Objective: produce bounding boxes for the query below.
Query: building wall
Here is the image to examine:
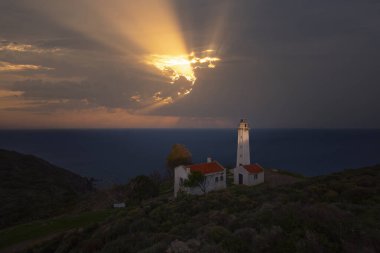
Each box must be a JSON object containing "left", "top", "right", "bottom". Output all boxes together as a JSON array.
[
  {"left": 247, "top": 171, "right": 264, "bottom": 185},
  {"left": 234, "top": 166, "right": 249, "bottom": 184},
  {"left": 174, "top": 166, "right": 227, "bottom": 197},
  {"left": 234, "top": 166, "right": 264, "bottom": 186},
  {"left": 174, "top": 165, "right": 188, "bottom": 198},
  {"left": 205, "top": 171, "right": 227, "bottom": 192}
]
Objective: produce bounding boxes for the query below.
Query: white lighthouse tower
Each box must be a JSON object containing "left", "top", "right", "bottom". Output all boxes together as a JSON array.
[
  {"left": 234, "top": 119, "right": 264, "bottom": 185},
  {"left": 236, "top": 119, "right": 250, "bottom": 167}
]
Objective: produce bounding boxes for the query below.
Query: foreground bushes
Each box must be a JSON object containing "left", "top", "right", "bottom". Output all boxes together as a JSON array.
[{"left": 24, "top": 165, "right": 380, "bottom": 253}]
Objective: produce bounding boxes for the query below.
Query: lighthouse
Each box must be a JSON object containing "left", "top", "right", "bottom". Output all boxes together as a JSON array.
[
  {"left": 236, "top": 119, "right": 250, "bottom": 167},
  {"left": 234, "top": 119, "right": 264, "bottom": 185}
]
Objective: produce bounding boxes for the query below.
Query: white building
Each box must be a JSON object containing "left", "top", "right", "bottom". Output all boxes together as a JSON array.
[
  {"left": 234, "top": 164, "right": 264, "bottom": 186},
  {"left": 234, "top": 119, "right": 264, "bottom": 186},
  {"left": 174, "top": 158, "right": 226, "bottom": 197}
]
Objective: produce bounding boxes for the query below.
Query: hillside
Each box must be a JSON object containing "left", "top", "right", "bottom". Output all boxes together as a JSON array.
[
  {"left": 15, "top": 164, "right": 379, "bottom": 253},
  {"left": 0, "top": 149, "right": 93, "bottom": 229}
]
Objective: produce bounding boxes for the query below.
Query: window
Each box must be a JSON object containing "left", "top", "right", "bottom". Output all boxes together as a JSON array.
[
  {"left": 254, "top": 174, "right": 258, "bottom": 180},
  {"left": 215, "top": 177, "right": 219, "bottom": 183},
  {"left": 220, "top": 175, "right": 224, "bottom": 181}
]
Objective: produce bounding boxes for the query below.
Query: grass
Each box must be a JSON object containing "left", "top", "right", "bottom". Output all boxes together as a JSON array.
[{"left": 0, "top": 210, "right": 114, "bottom": 250}]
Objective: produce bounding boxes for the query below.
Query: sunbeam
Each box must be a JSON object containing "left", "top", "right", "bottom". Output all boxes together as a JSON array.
[{"left": 28, "top": 0, "right": 223, "bottom": 112}]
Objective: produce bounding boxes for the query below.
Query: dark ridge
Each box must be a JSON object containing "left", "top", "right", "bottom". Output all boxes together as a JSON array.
[{"left": 0, "top": 149, "right": 93, "bottom": 229}]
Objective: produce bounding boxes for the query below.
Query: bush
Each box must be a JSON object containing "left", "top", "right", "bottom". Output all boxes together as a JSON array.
[
  {"left": 221, "top": 235, "right": 250, "bottom": 253},
  {"left": 129, "top": 218, "right": 158, "bottom": 233},
  {"left": 126, "top": 176, "right": 159, "bottom": 201},
  {"left": 204, "top": 225, "right": 231, "bottom": 244}
]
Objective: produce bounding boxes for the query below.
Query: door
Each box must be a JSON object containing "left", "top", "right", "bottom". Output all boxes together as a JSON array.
[{"left": 239, "top": 174, "right": 243, "bottom": 184}]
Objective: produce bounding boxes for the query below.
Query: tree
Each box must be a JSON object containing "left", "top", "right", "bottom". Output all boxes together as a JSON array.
[
  {"left": 126, "top": 175, "right": 159, "bottom": 201},
  {"left": 184, "top": 171, "right": 209, "bottom": 194},
  {"left": 166, "top": 144, "right": 192, "bottom": 176}
]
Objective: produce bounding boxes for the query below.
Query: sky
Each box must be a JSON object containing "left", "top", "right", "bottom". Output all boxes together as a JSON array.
[{"left": 0, "top": 0, "right": 379, "bottom": 129}]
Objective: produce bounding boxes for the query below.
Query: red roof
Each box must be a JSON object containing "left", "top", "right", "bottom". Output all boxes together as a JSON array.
[
  {"left": 187, "top": 162, "right": 224, "bottom": 175},
  {"left": 243, "top": 164, "right": 264, "bottom": 174}
]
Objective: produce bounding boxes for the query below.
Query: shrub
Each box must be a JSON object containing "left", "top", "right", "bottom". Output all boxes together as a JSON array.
[
  {"left": 129, "top": 218, "right": 158, "bottom": 233},
  {"left": 204, "top": 225, "right": 231, "bottom": 244},
  {"left": 126, "top": 176, "right": 159, "bottom": 201},
  {"left": 221, "top": 235, "right": 250, "bottom": 253}
]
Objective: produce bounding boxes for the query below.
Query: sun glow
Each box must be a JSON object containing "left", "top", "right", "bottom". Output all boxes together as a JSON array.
[
  {"left": 29, "top": 0, "right": 226, "bottom": 113},
  {"left": 146, "top": 51, "right": 220, "bottom": 85}
]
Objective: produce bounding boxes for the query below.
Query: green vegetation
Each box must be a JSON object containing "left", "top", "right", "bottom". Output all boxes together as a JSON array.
[
  {"left": 19, "top": 165, "right": 380, "bottom": 253},
  {"left": 0, "top": 149, "right": 93, "bottom": 229},
  {"left": 125, "top": 175, "right": 160, "bottom": 201},
  {"left": 166, "top": 144, "right": 192, "bottom": 176},
  {"left": 159, "top": 179, "right": 174, "bottom": 195},
  {"left": 1, "top": 148, "right": 379, "bottom": 252},
  {"left": 0, "top": 210, "right": 113, "bottom": 250},
  {"left": 226, "top": 169, "right": 234, "bottom": 186},
  {"left": 184, "top": 171, "right": 207, "bottom": 194}
]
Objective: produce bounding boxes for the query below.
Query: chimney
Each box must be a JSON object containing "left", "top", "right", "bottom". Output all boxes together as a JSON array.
[{"left": 207, "top": 157, "right": 212, "bottom": 163}]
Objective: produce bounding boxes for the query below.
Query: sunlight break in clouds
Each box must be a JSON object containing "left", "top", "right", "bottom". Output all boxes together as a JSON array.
[
  {"left": 146, "top": 50, "right": 220, "bottom": 85},
  {"left": 29, "top": 0, "right": 222, "bottom": 112}
]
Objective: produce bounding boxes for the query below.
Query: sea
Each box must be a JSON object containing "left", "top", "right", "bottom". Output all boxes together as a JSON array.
[{"left": 0, "top": 129, "right": 379, "bottom": 185}]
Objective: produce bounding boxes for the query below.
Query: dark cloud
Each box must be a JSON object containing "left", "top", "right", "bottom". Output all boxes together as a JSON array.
[
  {"left": 1, "top": 0, "right": 379, "bottom": 127},
  {"left": 155, "top": 0, "right": 380, "bottom": 128}
]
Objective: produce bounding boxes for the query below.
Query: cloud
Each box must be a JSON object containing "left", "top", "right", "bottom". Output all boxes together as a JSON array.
[
  {"left": 0, "top": 61, "right": 53, "bottom": 72},
  {"left": 0, "top": 107, "right": 181, "bottom": 129},
  {"left": 0, "top": 40, "right": 60, "bottom": 53},
  {"left": 8, "top": 78, "right": 152, "bottom": 113},
  {"left": 0, "top": 105, "right": 232, "bottom": 129},
  {"left": 0, "top": 0, "right": 379, "bottom": 128},
  {"left": 0, "top": 73, "right": 84, "bottom": 84},
  {"left": 0, "top": 89, "right": 23, "bottom": 98},
  {"left": 10, "top": 80, "right": 93, "bottom": 101}
]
